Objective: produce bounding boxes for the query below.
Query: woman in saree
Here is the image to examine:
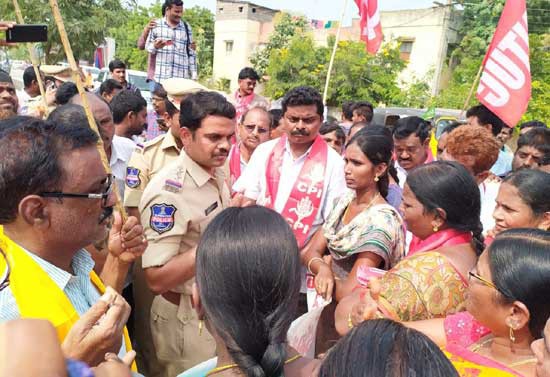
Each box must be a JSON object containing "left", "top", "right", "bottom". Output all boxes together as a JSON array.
[
  {"left": 489, "top": 169, "right": 550, "bottom": 240},
  {"left": 334, "top": 160, "right": 485, "bottom": 323},
  {"left": 302, "top": 126, "right": 406, "bottom": 301},
  {"left": 532, "top": 316, "right": 550, "bottom": 377},
  {"left": 346, "top": 228, "right": 550, "bottom": 377}
]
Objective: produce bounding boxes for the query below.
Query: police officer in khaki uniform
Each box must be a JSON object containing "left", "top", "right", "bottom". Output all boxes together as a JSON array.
[
  {"left": 125, "top": 78, "right": 212, "bottom": 377},
  {"left": 124, "top": 78, "right": 206, "bottom": 217},
  {"left": 139, "top": 91, "right": 235, "bottom": 376}
]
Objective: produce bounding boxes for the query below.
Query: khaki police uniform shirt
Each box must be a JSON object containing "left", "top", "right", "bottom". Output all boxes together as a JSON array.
[
  {"left": 124, "top": 131, "right": 181, "bottom": 208},
  {"left": 139, "top": 151, "right": 230, "bottom": 295}
]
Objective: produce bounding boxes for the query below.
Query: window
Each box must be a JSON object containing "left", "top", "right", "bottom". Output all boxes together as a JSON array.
[
  {"left": 252, "top": 7, "right": 257, "bottom": 13},
  {"left": 399, "top": 39, "right": 414, "bottom": 61},
  {"left": 238, "top": 6, "right": 243, "bottom": 12},
  {"left": 225, "top": 40, "right": 234, "bottom": 55},
  {"left": 218, "top": 7, "right": 224, "bottom": 13}
]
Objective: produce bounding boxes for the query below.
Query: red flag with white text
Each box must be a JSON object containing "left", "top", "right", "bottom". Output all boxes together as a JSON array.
[
  {"left": 476, "top": 0, "right": 530, "bottom": 127},
  {"left": 355, "top": 0, "right": 383, "bottom": 54}
]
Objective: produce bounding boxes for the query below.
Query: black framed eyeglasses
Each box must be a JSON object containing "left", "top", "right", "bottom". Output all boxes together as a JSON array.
[
  {"left": 38, "top": 175, "right": 113, "bottom": 207},
  {"left": 0, "top": 248, "right": 10, "bottom": 292}
]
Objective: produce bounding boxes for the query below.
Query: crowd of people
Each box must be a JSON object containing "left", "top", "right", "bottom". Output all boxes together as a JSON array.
[{"left": 1, "top": 1, "right": 550, "bottom": 376}]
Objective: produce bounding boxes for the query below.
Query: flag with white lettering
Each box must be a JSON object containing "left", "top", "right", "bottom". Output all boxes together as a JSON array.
[
  {"left": 355, "top": 0, "right": 383, "bottom": 55},
  {"left": 476, "top": 0, "right": 530, "bottom": 127}
]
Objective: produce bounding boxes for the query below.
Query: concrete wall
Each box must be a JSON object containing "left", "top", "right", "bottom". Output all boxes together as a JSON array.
[
  {"left": 312, "top": 7, "right": 462, "bottom": 94},
  {"left": 213, "top": 1, "right": 462, "bottom": 94},
  {"left": 213, "top": 1, "right": 277, "bottom": 90}
]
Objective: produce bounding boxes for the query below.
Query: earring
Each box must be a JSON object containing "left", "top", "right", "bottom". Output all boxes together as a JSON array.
[
  {"left": 198, "top": 319, "right": 204, "bottom": 336},
  {"left": 374, "top": 176, "right": 379, "bottom": 182},
  {"left": 433, "top": 225, "right": 439, "bottom": 232},
  {"left": 509, "top": 326, "right": 516, "bottom": 343}
]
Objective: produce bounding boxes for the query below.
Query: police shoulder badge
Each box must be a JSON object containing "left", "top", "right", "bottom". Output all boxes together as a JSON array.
[
  {"left": 126, "top": 167, "right": 141, "bottom": 188},
  {"left": 150, "top": 203, "right": 177, "bottom": 234}
]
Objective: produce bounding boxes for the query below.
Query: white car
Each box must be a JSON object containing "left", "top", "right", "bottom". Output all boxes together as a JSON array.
[{"left": 95, "top": 68, "right": 151, "bottom": 107}]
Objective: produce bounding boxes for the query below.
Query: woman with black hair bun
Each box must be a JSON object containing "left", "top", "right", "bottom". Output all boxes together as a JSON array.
[
  {"left": 180, "top": 206, "right": 319, "bottom": 377},
  {"left": 319, "top": 319, "right": 459, "bottom": 377},
  {"left": 334, "top": 161, "right": 483, "bottom": 325},
  {"left": 346, "top": 228, "right": 550, "bottom": 377}
]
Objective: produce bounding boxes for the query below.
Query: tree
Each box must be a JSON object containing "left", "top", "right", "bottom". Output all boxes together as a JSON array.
[
  {"left": 264, "top": 34, "right": 407, "bottom": 106},
  {"left": 0, "top": 0, "right": 124, "bottom": 63},
  {"left": 184, "top": 6, "right": 215, "bottom": 79},
  {"left": 109, "top": 4, "right": 159, "bottom": 71},
  {"left": 436, "top": 0, "right": 550, "bottom": 121},
  {"left": 109, "top": 4, "right": 215, "bottom": 77},
  {"left": 250, "top": 13, "right": 308, "bottom": 77}
]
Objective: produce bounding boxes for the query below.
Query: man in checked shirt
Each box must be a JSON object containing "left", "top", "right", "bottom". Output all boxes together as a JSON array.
[{"left": 146, "top": 0, "right": 198, "bottom": 82}]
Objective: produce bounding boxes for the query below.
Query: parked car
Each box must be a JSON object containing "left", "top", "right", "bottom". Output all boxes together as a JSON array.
[{"left": 95, "top": 68, "right": 151, "bottom": 104}]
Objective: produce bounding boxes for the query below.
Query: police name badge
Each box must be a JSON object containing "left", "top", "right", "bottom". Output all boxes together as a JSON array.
[
  {"left": 150, "top": 203, "right": 177, "bottom": 234},
  {"left": 126, "top": 167, "right": 141, "bottom": 188}
]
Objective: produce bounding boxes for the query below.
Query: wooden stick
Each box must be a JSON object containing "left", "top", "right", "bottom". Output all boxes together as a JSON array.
[
  {"left": 12, "top": 0, "right": 48, "bottom": 113},
  {"left": 461, "top": 63, "right": 484, "bottom": 117},
  {"left": 47, "top": 0, "right": 127, "bottom": 221},
  {"left": 323, "top": 0, "right": 349, "bottom": 106}
]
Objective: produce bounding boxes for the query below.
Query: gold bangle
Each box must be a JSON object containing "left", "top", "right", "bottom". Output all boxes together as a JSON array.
[
  {"left": 307, "top": 257, "right": 325, "bottom": 274},
  {"left": 348, "top": 313, "right": 354, "bottom": 329}
]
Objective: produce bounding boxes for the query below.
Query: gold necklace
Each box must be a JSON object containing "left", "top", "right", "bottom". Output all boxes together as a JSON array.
[
  {"left": 343, "top": 193, "right": 380, "bottom": 224},
  {"left": 206, "top": 354, "right": 302, "bottom": 376},
  {"left": 470, "top": 336, "right": 537, "bottom": 368}
]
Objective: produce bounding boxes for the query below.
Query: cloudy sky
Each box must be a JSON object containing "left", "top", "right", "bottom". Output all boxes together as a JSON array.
[{"left": 136, "top": 0, "right": 437, "bottom": 25}]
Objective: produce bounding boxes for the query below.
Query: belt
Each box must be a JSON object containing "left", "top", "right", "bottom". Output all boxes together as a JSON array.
[{"left": 161, "top": 290, "right": 181, "bottom": 306}]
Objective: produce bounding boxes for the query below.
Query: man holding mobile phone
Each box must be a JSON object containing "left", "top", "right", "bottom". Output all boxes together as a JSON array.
[{"left": 145, "top": 0, "right": 198, "bottom": 81}]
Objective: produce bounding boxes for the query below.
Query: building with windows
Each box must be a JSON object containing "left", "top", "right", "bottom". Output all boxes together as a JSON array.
[
  {"left": 213, "top": 0, "right": 277, "bottom": 91},
  {"left": 213, "top": 0, "right": 462, "bottom": 94}
]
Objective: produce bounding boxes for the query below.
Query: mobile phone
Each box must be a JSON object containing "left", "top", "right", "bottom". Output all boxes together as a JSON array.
[
  {"left": 5, "top": 24, "right": 48, "bottom": 43},
  {"left": 165, "top": 39, "right": 173, "bottom": 46}
]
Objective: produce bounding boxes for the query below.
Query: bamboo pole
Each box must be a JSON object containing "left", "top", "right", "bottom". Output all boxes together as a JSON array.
[
  {"left": 12, "top": 0, "right": 48, "bottom": 113},
  {"left": 323, "top": 0, "right": 349, "bottom": 106},
  {"left": 47, "top": 0, "right": 127, "bottom": 221},
  {"left": 460, "top": 63, "right": 484, "bottom": 117}
]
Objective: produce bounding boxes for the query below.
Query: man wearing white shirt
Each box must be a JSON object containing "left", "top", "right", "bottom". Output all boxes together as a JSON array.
[
  {"left": 393, "top": 116, "right": 433, "bottom": 188},
  {"left": 233, "top": 87, "right": 347, "bottom": 312}
]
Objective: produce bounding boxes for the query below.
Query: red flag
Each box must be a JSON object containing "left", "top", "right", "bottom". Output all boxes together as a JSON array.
[
  {"left": 355, "top": 0, "right": 383, "bottom": 54},
  {"left": 476, "top": 0, "right": 530, "bottom": 127}
]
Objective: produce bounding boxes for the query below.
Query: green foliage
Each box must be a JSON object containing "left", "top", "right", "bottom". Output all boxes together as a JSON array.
[
  {"left": 109, "top": 3, "right": 214, "bottom": 77},
  {"left": 0, "top": 0, "right": 124, "bottom": 64},
  {"left": 264, "top": 33, "right": 408, "bottom": 106},
  {"left": 524, "top": 34, "right": 550, "bottom": 122},
  {"left": 250, "top": 13, "right": 308, "bottom": 77},
  {"left": 437, "top": 0, "right": 550, "bottom": 121},
  {"left": 184, "top": 6, "right": 215, "bottom": 79},
  {"left": 108, "top": 4, "right": 160, "bottom": 71}
]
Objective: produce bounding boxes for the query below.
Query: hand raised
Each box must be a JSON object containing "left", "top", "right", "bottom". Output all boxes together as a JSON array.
[
  {"left": 61, "top": 287, "right": 131, "bottom": 367},
  {"left": 108, "top": 211, "right": 147, "bottom": 264}
]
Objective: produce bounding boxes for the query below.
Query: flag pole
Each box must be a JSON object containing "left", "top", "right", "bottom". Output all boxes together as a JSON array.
[
  {"left": 460, "top": 62, "right": 483, "bottom": 117},
  {"left": 47, "top": 0, "right": 127, "bottom": 221},
  {"left": 323, "top": 0, "right": 349, "bottom": 106},
  {"left": 12, "top": 0, "right": 49, "bottom": 114}
]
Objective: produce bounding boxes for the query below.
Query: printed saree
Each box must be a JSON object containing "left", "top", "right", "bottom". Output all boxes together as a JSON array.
[
  {"left": 376, "top": 251, "right": 469, "bottom": 321},
  {"left": 323, "top": 191, "right": 406, "bottom": 275}
]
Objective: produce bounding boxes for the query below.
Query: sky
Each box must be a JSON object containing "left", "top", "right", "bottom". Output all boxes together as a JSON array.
[{"left": 136, "top": 0, "right": 437, "bottom": 26}]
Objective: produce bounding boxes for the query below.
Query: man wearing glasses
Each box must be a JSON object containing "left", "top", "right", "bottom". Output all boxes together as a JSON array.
[
  {"left": 230, "top": 107, "right": 272, "bottom": 191},
  {"left": 232, "top": 86, "right": 346, "bottom": 313},
  {"left": 0, "top": 116, "right": 146, "bottom": 369}
]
